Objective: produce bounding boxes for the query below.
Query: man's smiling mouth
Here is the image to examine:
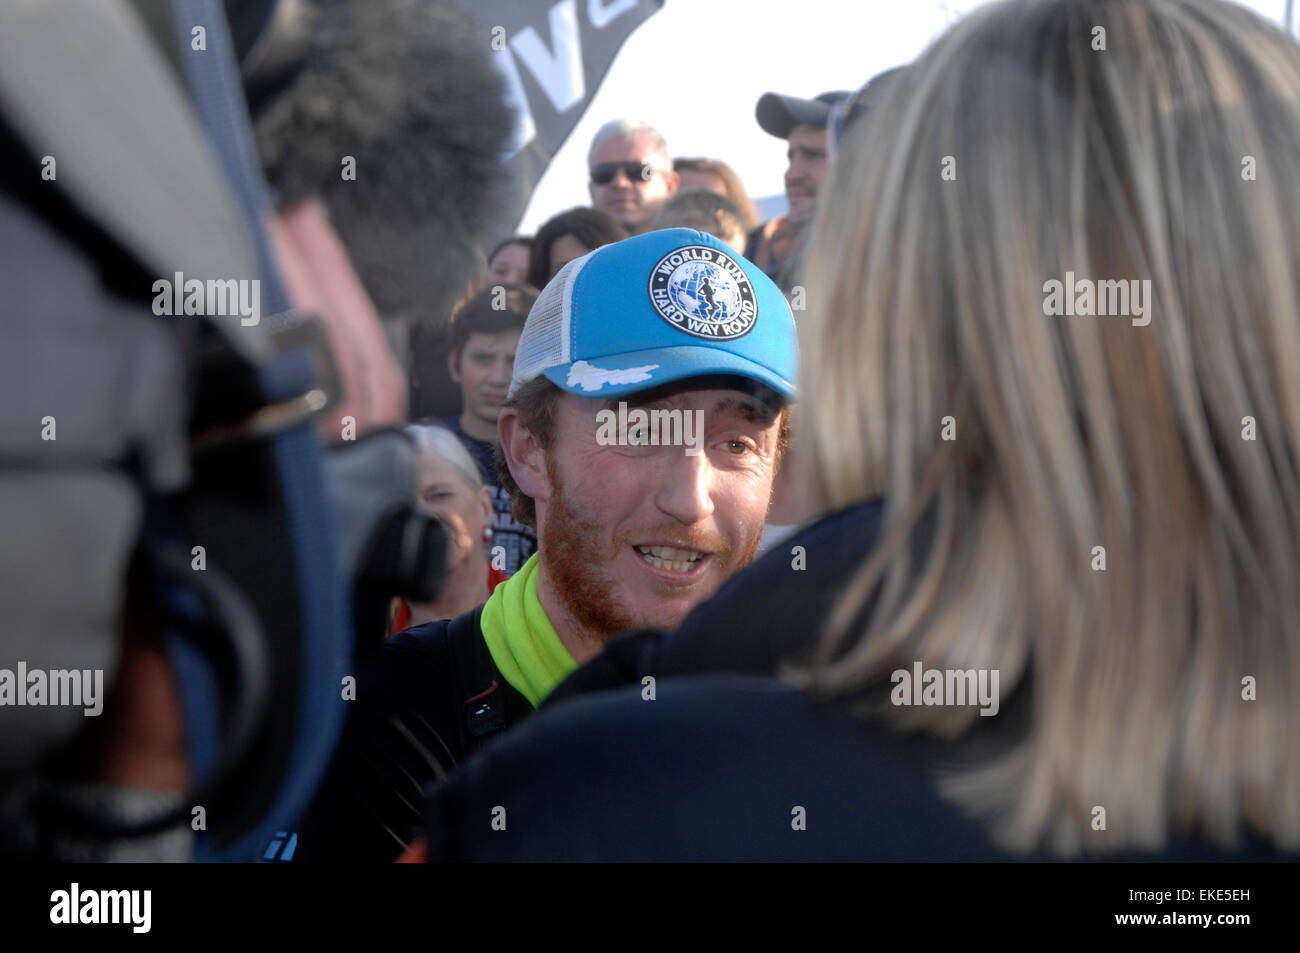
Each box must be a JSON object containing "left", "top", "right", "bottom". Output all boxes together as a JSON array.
[{"left": 634, "top": 544, "right": 705, "bottom": 573}]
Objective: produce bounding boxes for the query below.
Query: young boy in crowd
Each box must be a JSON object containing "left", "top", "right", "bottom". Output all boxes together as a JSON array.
[{"left": 441, "top": 283, "right": 539, "bottom": 575}]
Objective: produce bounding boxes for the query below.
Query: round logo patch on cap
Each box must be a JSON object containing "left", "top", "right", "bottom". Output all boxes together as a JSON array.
[{"left": 646, "top": 245, "right": 757, "bottom": 340}]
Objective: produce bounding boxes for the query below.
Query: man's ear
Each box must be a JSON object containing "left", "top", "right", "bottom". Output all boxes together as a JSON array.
[
  {"left": 447, "top": 348, "right": 462, "bottom": 385},
  {"left": 477, "top": 485, "right": 493, "bottom": 528},
  {"left": 588, "top": 180, "right": 599, "bottom": 206},
  {"left": 499, "top": 406, "right": 551, "bottom": 505},
  {"left": 663, "top": 168, "right": 680, "bottom": 195}
]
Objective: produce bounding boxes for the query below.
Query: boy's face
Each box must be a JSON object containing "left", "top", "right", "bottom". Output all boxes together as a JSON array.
[{"left": 449, "top": 329, "right": 521, "bottom": 435}]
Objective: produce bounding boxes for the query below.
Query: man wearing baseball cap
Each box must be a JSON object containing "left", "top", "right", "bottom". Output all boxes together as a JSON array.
[
  {"left": 746, "top": 88, "right": 847, "bottom": 290},
  {"left": 295, "top": 228, "right": 796, "bottom": 861}
]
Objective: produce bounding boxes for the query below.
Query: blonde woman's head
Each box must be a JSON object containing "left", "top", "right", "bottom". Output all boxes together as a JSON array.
[{"left": 794, "top": 0, "right": 1300, "bottom": 856}]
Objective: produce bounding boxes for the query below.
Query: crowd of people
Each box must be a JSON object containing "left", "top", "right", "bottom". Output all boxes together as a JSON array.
[
  {"left": 398, "top": 85, "right": 858, "bottom": 627},
  {"left": 2, "top": 0, "right": 1299, "bottom": 870}
]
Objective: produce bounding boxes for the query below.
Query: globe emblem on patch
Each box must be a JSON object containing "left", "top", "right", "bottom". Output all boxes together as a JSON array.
[{"left": 647, "top": 245, "right": 758, "bottom": 341}]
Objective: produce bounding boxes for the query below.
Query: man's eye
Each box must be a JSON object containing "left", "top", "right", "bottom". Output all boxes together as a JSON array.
[{"left": 724, "top": 440, "right": 751, "bottom": 455}]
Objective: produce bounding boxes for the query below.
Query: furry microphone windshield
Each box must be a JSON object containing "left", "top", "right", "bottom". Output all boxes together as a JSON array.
[{"left": 250, "top": 0, "right": 516, "bottom": 330}]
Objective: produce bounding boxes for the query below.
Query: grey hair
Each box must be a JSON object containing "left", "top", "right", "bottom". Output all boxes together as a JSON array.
[
  {"left": 405, "top": 423, "right": 483, "bottom": 492},
  {"left": 587, "top": 119, "right": 669, "bottom": 165}
]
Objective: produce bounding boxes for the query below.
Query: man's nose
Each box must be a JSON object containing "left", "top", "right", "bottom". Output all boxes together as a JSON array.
[
  {"left": 654, "top": 449, "right": 715, "bottom": 525},
  {"left": 488, "top": 358, "right": 512, "bottom": 384}
]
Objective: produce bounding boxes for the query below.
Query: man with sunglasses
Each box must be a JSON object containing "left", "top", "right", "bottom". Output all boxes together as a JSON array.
[{"left": 587, "top": 119, "right": 680, "bottom": 235}]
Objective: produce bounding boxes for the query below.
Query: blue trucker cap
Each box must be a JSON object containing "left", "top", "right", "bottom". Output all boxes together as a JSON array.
[{"left": 508, "top": 228, "right": 797, "bottom": 402}]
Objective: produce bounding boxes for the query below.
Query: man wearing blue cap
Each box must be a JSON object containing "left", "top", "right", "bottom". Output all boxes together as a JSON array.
[{"left": 295, "top": 228, "right": 796, "bottom": 861}]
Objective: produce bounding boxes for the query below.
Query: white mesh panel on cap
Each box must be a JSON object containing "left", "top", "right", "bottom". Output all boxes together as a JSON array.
[{"left": 508, "top": 250, "right": 593, "bottom": 398}]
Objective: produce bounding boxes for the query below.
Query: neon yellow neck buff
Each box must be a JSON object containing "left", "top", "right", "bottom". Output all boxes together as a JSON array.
[{"left": 479, "top": 553, "right": 576, "bottom": 707}]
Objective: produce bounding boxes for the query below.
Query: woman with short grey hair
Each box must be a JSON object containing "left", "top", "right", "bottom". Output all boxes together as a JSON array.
[{"left": 392, "top": 423, "right": 503, "bottom": 632}]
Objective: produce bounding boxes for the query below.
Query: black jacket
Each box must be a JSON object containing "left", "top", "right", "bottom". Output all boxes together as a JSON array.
[
  {"left": 425, "top": 673, "right": 1292, "bottom": 862},
  {"left": 297, "top": 502, "right": 883, "bottom": 861},
  {"left": 424, "top": 502, "right": 1296, "bottom": 861},
  {"left": 294, "top": 606, "right": 530, "bottom": 862}
]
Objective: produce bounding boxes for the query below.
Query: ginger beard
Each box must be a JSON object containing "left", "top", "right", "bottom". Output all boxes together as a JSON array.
[{"left": 539, "top": 455, "right": 763, "bottom": 642}]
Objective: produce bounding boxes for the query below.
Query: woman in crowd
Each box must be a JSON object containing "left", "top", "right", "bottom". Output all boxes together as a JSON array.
[
  {"left": 485, "top": 235, "right": 531, "bottom": 285},
  {"left": 524, "top": 206, "right": 626, "bottom": 289},
  {"left": 425, "top": 0, "right": 1300, "bottom": 861},
  {"left": 672, "top": 156, "right": 759, "bottom": 232},
  {"left": 390, "top": 423, "right": 505, "bottom": 633}
]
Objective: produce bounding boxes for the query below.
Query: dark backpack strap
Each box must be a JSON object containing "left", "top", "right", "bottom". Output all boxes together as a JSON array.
[
  {"left": 442, "top": 605, "right": 513, "bottom": 753},
  {"left": 167, "top": 0, "right": 352, "bottom": 861}
]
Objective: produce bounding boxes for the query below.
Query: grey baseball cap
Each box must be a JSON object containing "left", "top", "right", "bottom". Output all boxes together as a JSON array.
[{"left": 755, "top": 89, "right": 849, "bottom": 139}]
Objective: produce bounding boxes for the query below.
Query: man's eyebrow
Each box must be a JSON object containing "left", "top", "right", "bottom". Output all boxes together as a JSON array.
[
  {"left": 604, "top": 391, "right": 676, "bottom": 411},
  {"left": 709, "top": 397, "right": 778, "bottom": 425},
  {"left": 599, "top": 393, "right": 779, "bottom": 422}
]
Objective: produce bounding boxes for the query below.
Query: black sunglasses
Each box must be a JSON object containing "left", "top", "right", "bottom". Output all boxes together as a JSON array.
[{"left": 589, "top": 161, "right": 658, "bottom": 185}]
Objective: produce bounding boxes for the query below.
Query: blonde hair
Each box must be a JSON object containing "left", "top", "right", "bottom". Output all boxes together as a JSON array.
[
  {"left": 793, "top": 0, "right": 1300, "bottom": 856},
  {"left": 654, "top": 188, "right": 748, "bottom": 248},
  {"left": 673, "top": 156, "right": 760, "bottom": 229}
]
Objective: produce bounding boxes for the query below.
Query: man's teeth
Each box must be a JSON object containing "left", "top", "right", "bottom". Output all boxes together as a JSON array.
[{"left": 635, "top": 545, "right": 703, "bottom": 572}]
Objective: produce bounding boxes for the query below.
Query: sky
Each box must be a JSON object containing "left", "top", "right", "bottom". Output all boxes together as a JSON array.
[{"left": 517, "top": 0, "right": 1296, "bottom": 233}]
